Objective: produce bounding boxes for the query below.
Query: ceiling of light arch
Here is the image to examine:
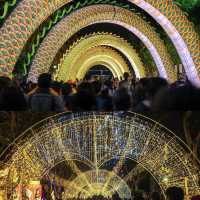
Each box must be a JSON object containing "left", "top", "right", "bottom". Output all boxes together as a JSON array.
[
  {"left": 53, "top": 33, "right": 145, "bottom": 82},
  {"left": 0, "top": 0, "right": 200, "bottom": 85},
  {"left": 1, "top": 112, "right": 200, "bottom": 198},
  {"left": 28, "top": 5, "right": 176, "bottom": 82},
  {"left": 54, "top": 46, "right": 129, "bottom": 81}
]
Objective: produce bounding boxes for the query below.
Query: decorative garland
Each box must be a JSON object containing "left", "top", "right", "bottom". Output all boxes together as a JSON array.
[
  {"left": 0, "top": 0, "right": 18, "bottom": 21},
  {"left": 1, "top": 0, "right": 200, "bottom": 76},
  {"left": 15, "top": 0, "right": 140, "bottom": 75},
  {"left": 1, "top": 0, "right": 199, "bottom": 22},
  {"left": 55, "top": 32, "right": 144, "bottom": 81}
]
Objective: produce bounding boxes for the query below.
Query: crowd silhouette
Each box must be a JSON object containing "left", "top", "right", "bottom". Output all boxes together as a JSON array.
[
  {"left": 39, "top": 185, "right": 200, "bottom": 199},
  {"left": 1, "top": 72, "right": 200, "bottom": 111},
  {"left": 1, "top": 73, "right": 200, "bottom": 200}
]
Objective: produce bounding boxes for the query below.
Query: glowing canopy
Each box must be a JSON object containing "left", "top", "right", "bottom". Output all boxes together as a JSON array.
[
  {"left": 0, "top": 0, "right": 200, "bottom": 85},
  {"left": 1, "top": 112, "right": 199, "bottom": 198}
]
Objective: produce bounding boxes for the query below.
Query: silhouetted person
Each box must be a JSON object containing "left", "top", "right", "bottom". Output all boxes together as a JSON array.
[
  {"left": 119, "top": 72, "right": 131, "bottom": 91},
  {"left": 166, "top": 187, "right": 184, "bottom": 200},
  {"left": 0, "top": 76, "right": 11, "bottom": 92},
  {"left": 61, "top": 83, "right": 73, "bottom": 110},
  {"left": 133, "top": 77, "right": 149, "bottom": 107},
  {"left": 28, "top": 73, "right": 64, "bottom": 112},
  {"left": 134, "top": 77, "right": 168, "bottom": 111},
  {"left": 96, "top": 89, "right": 113, "bottom": 111},
  {"left": 152, "top": 82, "right": 200, "bottom": 110},
  {"left": 92, "top": 80, "right": 102, "bottom": 95},
  {"left": 0, "top": 76, "right": 11, "bottom": 109},
  {"left": 71, "top": 82, "right": 96, "bottom": 111},
  {"left": 51, "top": 81, "right": 62, "bottom": 95},
  {"left": 0, "top": 78, "right": 27, "bottom": 111},
  {"left": 113, "top": 87, "right": 131, "bottom": 111}
]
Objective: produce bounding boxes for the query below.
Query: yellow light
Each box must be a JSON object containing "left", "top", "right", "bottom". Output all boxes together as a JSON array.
[{"left": 0, "top": 112, "right": 200, "bottom": 198}]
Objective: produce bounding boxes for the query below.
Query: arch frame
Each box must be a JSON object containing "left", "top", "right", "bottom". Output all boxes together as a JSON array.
[
  {"left": 55, "top": 32, "right": 145, "bottom": 81},
  {"left": 0, "top": 112, "right": 200, "bottom": 199},
  {"left": 28, "top": 5, "right": 176, "bottom": 82},
  {"left": 63, "top": 46, "right": 129, "bottom": 80},
  {"left": 0, "top": 0, "right": 200, "bottom": 85}
]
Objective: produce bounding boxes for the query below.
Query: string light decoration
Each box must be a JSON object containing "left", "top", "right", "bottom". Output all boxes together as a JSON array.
[
  {"left": 63, "top": 170, "right": 132, "bottom": 199},
  {"left": 29, "top": 5, "right": 176, "bottom": 82},
  {"left": 0, "top": 0, "right": 199, "bottom": 85},
  {"left": 0, "top": 112, "right": 199, "bottom": 199},
  {"left": 128, "top": 0, "right": 200, "bottom": 86},
  {"left": 58, "top": 46, "right": 129, "bottom": 81},
  {"left": 74, "top": 48, "right": 127, "bottom": 80},
  {"left": 54, "top": 33, "right": 144, "bottom": 81}
]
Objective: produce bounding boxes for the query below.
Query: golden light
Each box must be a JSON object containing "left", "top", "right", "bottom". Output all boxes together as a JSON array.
[{"left": 0, "top": 112, "right": 199, "bottom": 199}]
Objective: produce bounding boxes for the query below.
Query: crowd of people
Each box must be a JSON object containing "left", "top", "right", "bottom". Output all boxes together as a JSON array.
[
  {"left": 1, "top": 73, "right": 200, "bottom": 199},
  {"left": 0, "top": 72, "right": 200, "bottom": 112},
  {"left": 40, "top": 186, "right": 200, "bottom": 200}
]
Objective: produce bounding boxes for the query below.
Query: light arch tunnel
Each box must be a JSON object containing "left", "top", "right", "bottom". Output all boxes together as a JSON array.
[
  {"left": 0, "top": 113, "right": 200, "bottom": 199},
  {"left": 54, "top": 33, "right": 145, "bottom": 81},
  {"left": 0, "top": 1, "right": 200, "bottom": 86},
  {"left": 61, "top": 47, "right": 129, "bottom": 81},
  {"left": 28, "top": 5, "right": 176, "bottom": 83}
]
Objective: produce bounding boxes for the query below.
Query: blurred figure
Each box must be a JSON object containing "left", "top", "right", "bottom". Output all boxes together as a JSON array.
[
  {"left": 119, "top": 72, "right": 131, "bottom": 91},
  {"left": 132, "top": 78, "right": 149, "bottom": 108},
  {"left": 0, "top": 76, "right": 11, "bottom": 92},
  {"left": 0, "top": 77, "right": 27, "bottom": 111},
  {"left": 0, "top": 76, "right": 11, "bottom": 107},
  {"left": 134, "top": 77, "right": 168, "bottom": 111},
  {"left": 61, "top": 83, "right": 73, "bottom": 111},
  {"left": 28, "top": 73, "right": 65, "bottom": 112},
  {"left": 166, "top": 187, "right": 184, "bottom": 200},
  {"left": 71, "top": 82, "right": 96, "bottom": 111},
  {"left": 153, "top": 82, "right": 200, "bottom": 110},
  {"left": 91, "top": 79, "right": 102, "bottom": 96},
  {"left": 96, "top": 88, "right": 113, "bottom": 111},
  {"left": 25, "top": 81, "right": 37, "bottom": 94},
  {"left": 113, "top": 87, "right": 131, "bottom": 111},
  {"left": 51, "top": 81, "right": 62, "bottom": 95}
]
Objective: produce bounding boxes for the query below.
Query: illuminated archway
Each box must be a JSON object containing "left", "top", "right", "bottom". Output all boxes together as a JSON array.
[
  {"left": 58, "top": 46, "right": 128, "bottom": 80},
  {"left": 77, "top": 60, "right": 118, "bottom": 80},
  {"left": 53, "top": 33, "right": 145, "bottom": 82},
  {"left": 63, "top": 170, "right": 132, "bottom": 199},
  {"left": 29, "top": 5, "right": 175, "bottom": 82},
  {"left": 76, "top": 56, "right": 124, "bottom": 81},
  {"left": 0, "top": 112, "right": 199, "bottom": 199},
  {"left": 0, "top": 0, "right": 199, "bottom": 85},
  {"left": 71, "top": 47, "right": 128, "bottom": 80}
]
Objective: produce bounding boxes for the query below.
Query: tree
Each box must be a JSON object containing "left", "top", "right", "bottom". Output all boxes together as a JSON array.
[{"left": 175, "top": 0, "right": 200, "bottom": 11}]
